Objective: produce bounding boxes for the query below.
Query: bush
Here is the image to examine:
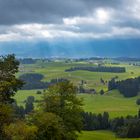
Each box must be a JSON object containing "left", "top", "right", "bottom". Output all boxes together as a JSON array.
[
  {"left": 136, "top": 99, "right": 140, "bottom": 105},
  {"left": 36, "top": 91, "right": 42, "bottom": 94}
]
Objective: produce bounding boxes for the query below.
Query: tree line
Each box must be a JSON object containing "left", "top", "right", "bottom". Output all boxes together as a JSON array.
[
  {"left": 82, "top": 110, "right": 140, "bottom": 138},
  {"left": 108, "top": 76, "right": 140, "bottom": 97},
  {"left": 19, "top": 73, "right": 68, "bottom": 90},
  {"left": 65, "top": 66, "right": 126, "bottom": 73},
  {"left": 19, "top": 58, "right": 37, "bottom": 64}
]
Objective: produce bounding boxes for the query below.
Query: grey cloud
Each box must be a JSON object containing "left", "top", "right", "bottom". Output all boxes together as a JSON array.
[
  {"left": 0, "top": 0, "right": 86, "bottom": 25},
  {"left": 0, "top": 0, "right": 140, "bottom": 41},
  {"left": 0, "top": 0, "right": 127, "bottom": 25}
]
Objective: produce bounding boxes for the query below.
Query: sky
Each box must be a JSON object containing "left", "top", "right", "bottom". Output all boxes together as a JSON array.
[{"left": 0, "top": 0, "right": 140, "bottom": 58}]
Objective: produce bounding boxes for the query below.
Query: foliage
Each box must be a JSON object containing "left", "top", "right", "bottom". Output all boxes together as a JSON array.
[
  {"left": 82, "top": 112, "right": 109, "bottom": 130},
  {"left": 30, "top": 112, "right": 66, "bottom": 140},
  {"left": 25, "top": 96, "right": 34, "bottom": 114},
  {"left": 19, "top": 73, "right": 68, "bottom": 90},
  {"left": 40, "top": 81, "right": 84, "bottom": 140},
  {"left": 4, "top": 120, "right": 37, "bottom": 140},
  {"left": 116, "top": 118, "right": 140, "bottom": 138},
  {"left": 19, "top": 58, "right": 36, "bottom": 64},
  {"left": 108, "top": 76, "right": 140, "bottom": 97},
  {"left": 19, "top": 73, "right": 47, "bottom": 90},
  {"left": 0, "top": 54, "right": 23, "bottom": 103},
  {"left": 136, "top": 99, "right": 140, "bottom": 105},
  {"left": 65, "top": 66, "right": 126, "bottom": 73},
  {"left": 12, "top": 101, "right": 25, "bottom": 118},
  {"left": 100, "top": 89, "right": 104, "bottom": 95},
  {"left": 0, "top": 104, "right": 13, "bottom": 138},
  {"left": 36, "top": 91, "right": 42, "bottom": 94}
]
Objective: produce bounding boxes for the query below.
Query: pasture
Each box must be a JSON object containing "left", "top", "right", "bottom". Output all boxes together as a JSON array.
[
  {"left": 15, "top": 89, "right": 140, "bottom": 118},
  {"left": 78, "top": 131, "right": 140, "bottom": 140},
  {"left": 14, "top": 60, "right": 140, "bottom": 140},
  {"left": 18, "top": 60, "right": 140, "bottom": 92}
]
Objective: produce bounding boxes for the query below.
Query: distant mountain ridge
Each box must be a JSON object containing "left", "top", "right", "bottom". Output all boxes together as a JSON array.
[{"left": 0, "top": 38, "right": 140, "bottom": 58}]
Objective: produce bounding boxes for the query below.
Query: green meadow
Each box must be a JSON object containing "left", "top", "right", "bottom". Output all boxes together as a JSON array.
[
  {"left": 18, "top": 61, "right": 140, "bottom": 92},
  {"left": 78, "top": 131, "right": 140, "bottom": 140},
  {"left": 15, "top": 89, "right": 140, "bottom": 118},
  {"left": 14, "top": 60, "right": 140, "bottom": 140}
]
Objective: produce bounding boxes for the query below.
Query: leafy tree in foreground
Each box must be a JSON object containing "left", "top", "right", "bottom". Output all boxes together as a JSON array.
[
  {"left": 30, "top": 112, "right": 65, "bottom": 140},
  {"left": 4, "top": 120, "right": 37, "bottom": 140},
  {"left": 0, "top": 104, "right": 13, "bottom": 139},
  {"left": 39, "top": 81, "right": 83, "bottom": 140},
  {"left": 0, "top": 55, "right": 23, "bottom": 139}
]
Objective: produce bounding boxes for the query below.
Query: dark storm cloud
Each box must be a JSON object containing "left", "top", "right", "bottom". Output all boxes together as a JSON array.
[
  {"left": 0, "top": 0, "right": 124, "bottom": 25},
  {"left": 0, "top": 0, "right": 140, "bottom": 41}
]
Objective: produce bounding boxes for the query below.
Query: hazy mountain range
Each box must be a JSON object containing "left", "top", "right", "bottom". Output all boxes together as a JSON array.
[{"left": 0, "top": 39, "right": 140, "bottom": 58}]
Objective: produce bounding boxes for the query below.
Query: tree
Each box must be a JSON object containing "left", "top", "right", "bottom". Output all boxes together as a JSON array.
[
  {"left": 136, "top": 99, "right": 140, "bottom": 105},
  {"left": 25, "top": 96, "right": 34, "bottom": 114},
  {"left": 108, "top": 78, "right": 117, "bottom": 91},
  {"left": 0, "top": 104, "right": 13, "bottom": 139},
  {"left": 30, "top": 112, "right": 66, "bottom": 140},
  {"left": 0, "top": 54, "right": 23, "bottom": 103},
  {"left": 36, "top": 91, "right": 42, "bottom": 94},
  {"left": 19, "top": 73, "right": 47, "bottom": 90},
  {"left": 100, "top": 89, "right": 104, "bottom": 95},
  {"left": 40, "top": 81, "right": 83, "bottom": 140},
  {"left": 102, "top": 112, "right": 109, "bottom": 129},
  {"left": 12, "top": 102, "right": 25, "bottom": 118},
  {"left": 0, "top": 55, "right": 24, "bottom": 138},
  {"left": 4, "top": 120, "right": 37, "bottom": 140},
  {"left": 138, "top": 109, "right": 140, "bottom": 119},
  {"left": 26, "top": 96, "right": 35, "bottom": 103}
]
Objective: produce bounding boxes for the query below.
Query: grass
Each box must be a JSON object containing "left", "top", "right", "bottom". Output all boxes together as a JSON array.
[
  {"left": 15, "top": 61, "right": 140, "bottom": 117},
  {"left": 14, "top": 61, "right": 140, "bottom": 140},
  {"left": 80, "top": 90, "right": 140, "bottom": 118},
  {"left": 18, "top": 61, "right": 140, "bottom": 92},
  {"left": 14, "top": 89, "right": 140, "bottom": 118},
  {"left": 15, "top": 61, "right": 140, "bottom": 140},
  {"left": 14, "top": 90, "right": 42, "bottom": 106},
  {"left": 78, "top": 131, "right": 140, "bottom": 140}
]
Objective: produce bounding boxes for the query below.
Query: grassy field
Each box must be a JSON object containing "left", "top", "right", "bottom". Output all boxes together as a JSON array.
[
  {"left": 78, "top": 131, "right": 140, "bottom": 140},
  {"left": 15, "top": 60, "right": 140, "bottom": 140},
  {"left": 15, "top": 89, "right": 140, "bottom": 118},
  {"left": 18, "top": 61, "right": 140, "bottom": 92},
  {"left": 14, "top": 90, "right": 42, "bottom": 106},
  {"left": 80, "top": 90, "right": 140, "bottom": 118}
]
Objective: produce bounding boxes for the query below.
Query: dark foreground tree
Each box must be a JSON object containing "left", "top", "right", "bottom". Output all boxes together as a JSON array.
[
  {"left": 0, "top": 55, "right": 23, "bottom": 139},
  {"left": 0, "top": 54, "right": 23, "bottom": 103}
]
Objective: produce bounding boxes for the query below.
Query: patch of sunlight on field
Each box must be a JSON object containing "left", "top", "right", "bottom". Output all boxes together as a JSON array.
[
  {"left": 15, "top": 89, "right": 140, "bottom": 118},
  {"left": 79, "top": 90, "right": 140, "bottom": 118},
  {"left": 78, "top": 131, "right": 140, "bottom": 140}
]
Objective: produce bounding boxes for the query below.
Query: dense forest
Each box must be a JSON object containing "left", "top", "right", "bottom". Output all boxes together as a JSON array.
[
  {"left": 108, "top": 77, "right": 140, "bottom": 97},
  {"left": 82, "top": 110, "right": 140, "bottom": 138},
  {"left": 19, "top": 73, "right": 68, "bottom": 90}
]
